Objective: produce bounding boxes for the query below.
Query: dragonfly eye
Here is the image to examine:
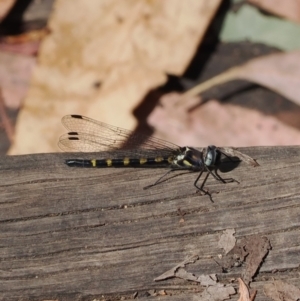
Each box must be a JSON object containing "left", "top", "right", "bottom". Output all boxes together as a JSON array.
[{"left": 204, "top": 145, "right": 217, "bottom": 166}]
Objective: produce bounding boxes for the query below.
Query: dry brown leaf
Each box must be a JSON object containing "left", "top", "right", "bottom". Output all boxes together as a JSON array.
[
  {"left": 201, "top": 284, "right": 236, "bottom": 300},
  {"left": 2, "top": 28, "right": 50, "bottom": 44},
  {"left": 156, "top": 258, "right": 236, "bottom": 300},
  {"left": 0, "top": 40, "right": 41, "bottom": 55},
  {"left": 9, "top": 0, "right": 221, "bottom": 154},
  {"left": 242, "top": 235, "right": 271, "bottom": 285},
  {"left": 182, "top": 51, "right": 300, "bottom": 108},
  {"left": 154, "top": 256, "right": 233, "bottom": 290},
  {"left": 216, "top": 240, "right": 248, "bottom": 272},
  {"left": 218, "top": 229, "right": 236, "bottom": 255},
  {"left": 237, "top": 278, "right": 255, "bottom": 301},
  {"left": 148, "top": 94, "right": 300, "bottom": 147},
  {"left": 154, "top": 254, "right": 199, "bottom": 281},
  {"left": 152, "top": 52, "right": 300, "bottom": 147},
  {"left": 0, "top": 89, "right": 14, "bottom": 143},
  {"left": 0, "top": 51, "right": 36, "bottom": 109},
  {"left": 264, "top": 280, "right": 300, "bottom": 301},
  {"left": 196, "top": 274, "right": 218, "bottom": 286},
  {"left": 175, "top": 269, "right": 218, "bottom": 285},
  {"left": 248, "top": 0, "right": 300, "bottom": 23},
  {"left": 237, "top": 51, "right": 300, "bottom": 106}
]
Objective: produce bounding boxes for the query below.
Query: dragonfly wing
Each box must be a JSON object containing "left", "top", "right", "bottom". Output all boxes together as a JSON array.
[
  {"left": 58, "top": 132, "right": 114, "bottom": 152},
  {"left": 60, "top": 115, "right": 180, "bottom": 154},
  {"left": 61, "top": 115, "right": 133, "bottom": 138},
  {"left": 218, "top": 147, "right": 259, "bottom": 167}
]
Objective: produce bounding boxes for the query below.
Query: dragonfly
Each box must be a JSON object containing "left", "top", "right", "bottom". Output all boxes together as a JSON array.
[{"left": 59, "top": 115, "right": 258, "bottom": 201}]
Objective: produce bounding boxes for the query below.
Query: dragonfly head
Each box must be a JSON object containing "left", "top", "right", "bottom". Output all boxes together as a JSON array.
[{"left": 204, "top": 145, "right": 219, "bottom": 167}]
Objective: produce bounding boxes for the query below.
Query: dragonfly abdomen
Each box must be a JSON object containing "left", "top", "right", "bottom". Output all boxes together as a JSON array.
[{"left": 65, "top": 156, "right": 174, "bottom": 168}]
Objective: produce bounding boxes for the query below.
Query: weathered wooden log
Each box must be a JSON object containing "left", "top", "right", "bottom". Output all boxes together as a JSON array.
[{"left": 0, "top": 147, "right": 299, "bottom": 301}]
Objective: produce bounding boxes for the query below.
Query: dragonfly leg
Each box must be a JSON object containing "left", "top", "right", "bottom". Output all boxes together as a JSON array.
[
  {"left": 214, "top": 169, "right": 239, "bottom": 184},
  {"left": 194, "top": 170, "right": 215, "bottom": 202},
  {"left": 143, "top": 169, "right": 176, "bottom": 190}
]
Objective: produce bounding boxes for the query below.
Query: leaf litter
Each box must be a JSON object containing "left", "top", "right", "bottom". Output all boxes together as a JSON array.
[
  {"left": 248, "top": 0, "right": 300, "bottom": 23},
  {"left": 264, "top": 280, "right": 300, "bottom": 301},
  {"left": 148, "top": 93, "right": 300, "bottom": 147},
  {"left": 180, "top": 51, "right": 300, "bottom": 107},
  {"left": 237, "top": 278, "right": 257, "bottom": 301},
  {"left": 148, "top": 50, "right": 300, "bottom": 146},
  {"left": 217, "top": 234, "right": 271, "bottom": 284},
  {"left": 9, "top": 0, "right": 222, "bottom": 154},
  {"left": 218, "top": 228, "right": 236, "bottom": 255},
  {"left": 154, "top": 234, "right": 272, "bottom": 300},
  {"left": 154, "top": 254, "right": 236, "bottom": 300},
  {"left": 148, "top": 51, "right": 300, "bottom": 147}
]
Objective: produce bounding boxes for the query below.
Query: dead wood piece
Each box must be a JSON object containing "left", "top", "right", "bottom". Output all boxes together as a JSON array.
[{"left": 0, "top": 146, "right": 299, "bottom": 301}]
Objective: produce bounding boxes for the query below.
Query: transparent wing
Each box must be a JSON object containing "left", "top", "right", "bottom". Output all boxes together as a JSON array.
[
  {"left": 218, "top": 147, "right": 259, "bottom": 167},
  {"left": 59, "top": 132, "right": 112, "bottom": 152},
  {"left": 59, "top": 115, "right": 180, "bottom": 156}
]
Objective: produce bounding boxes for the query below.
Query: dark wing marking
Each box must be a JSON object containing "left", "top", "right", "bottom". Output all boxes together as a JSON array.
[{"left": 59, "top": 115, "right": 180, "bottom": 156}]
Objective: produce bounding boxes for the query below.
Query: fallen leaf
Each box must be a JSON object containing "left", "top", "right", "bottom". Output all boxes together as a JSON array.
[
  {"left": 248, "top": 0, "right": 300, "bottom": 23},
  {"left": 154, "top": 254, "right": 199, "bottom": 281},
  {"left": 201, "top": 284, "right": 236, "bottom": 301},
  {"left": 196, "top": 274, "right": 218, "bottom": 286},
  {"left": 2, "top": 28, "right": 50, "bottom": 44},
  {"left": 218, "top": 229, "right": 236, "bottom": 255},
  {"left": 174, "top": 268, "right": 200, "bottom": 282},
  {"left": 242, "top": 235, "right": 271, "bottom": 285},
  {"left": 182, "top": 51, "right": 300, "bottom": 108},
  {"left": 155, "top": 254, "right": 221, "bottom": 287},
  {"left": 237, "top": 51, "right": 300, "bottom": 107},
  {"left": 237, "top": 278, "right": 255, "bottom": 301},
  {"left": 149, "top": 51, "right": 300, "bottom": 148},
  {"left": 217, "top": 235, "right": 271, "bottom": 288},
  {"left": 0, "top": 51, "right": 36, "bottom": 109},
  {"left": 175, "top": 269, "right": 219, "bottom": 285},
  {"left": 216, "top": 240, "right": 248, "bottom": 272},
  {"left": 0, "top": 40, "right": 41, "bottom": 56},
  {"left": 0, "top": 89, "right": 14, "bottom": 143},
  {"left": 147, "top": 289, "right": 156, "bottom": 297},
  {"left": 264, "top": 280, "right": 300, "bottom": 301},
  {"left": 9, "top": 0, "right": 222, "bottom": 154},
  {"left": 148, "top": 95, "right": 300, "bottom": 147},
  {"left": 154, "top": 249, "right": 237, "bottom": 299}
]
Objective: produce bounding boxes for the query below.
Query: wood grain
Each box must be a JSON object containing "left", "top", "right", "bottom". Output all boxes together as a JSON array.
[{"left": 0, "top": 146, "right": 299, "bottom": 301}]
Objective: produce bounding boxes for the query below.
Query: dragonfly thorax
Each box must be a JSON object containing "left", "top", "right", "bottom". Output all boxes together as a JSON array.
[
  {"left": 172, "top": 147, "right": 203, "bottom": 170},
  {"left": 172, "top": 145, "right": 219, "bottom": 171}
]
